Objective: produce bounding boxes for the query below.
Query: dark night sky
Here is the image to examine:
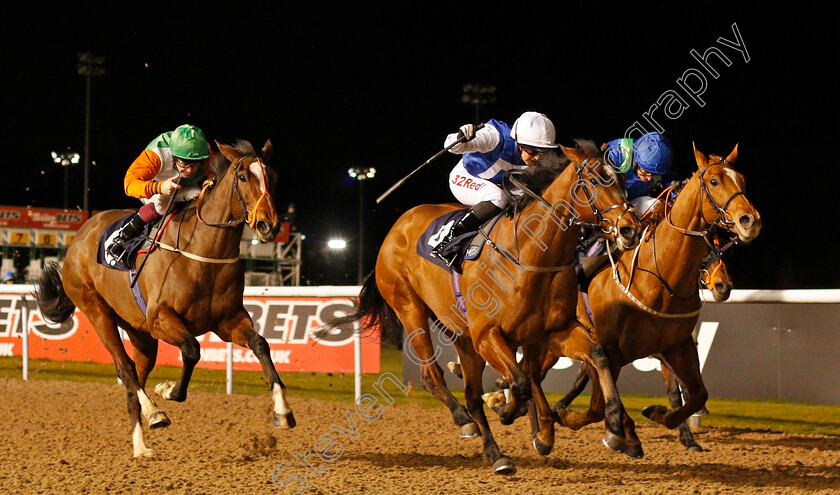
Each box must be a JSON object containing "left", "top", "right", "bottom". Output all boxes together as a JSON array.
[{"left": 4, "top": 3, "right": 837, "bottom": 288}]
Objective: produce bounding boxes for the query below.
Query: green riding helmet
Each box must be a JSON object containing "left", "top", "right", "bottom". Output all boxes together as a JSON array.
[{"left": 170, "top": 124, "right": 210, "bottom": 160}]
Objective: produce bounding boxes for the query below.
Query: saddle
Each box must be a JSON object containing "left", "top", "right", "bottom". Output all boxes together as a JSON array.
[
  {"left": 416, "top": 209, "right": 505, "bottom": 272},
  {"left": 97, "top": 214, "right": 156, "bottom": 272}
]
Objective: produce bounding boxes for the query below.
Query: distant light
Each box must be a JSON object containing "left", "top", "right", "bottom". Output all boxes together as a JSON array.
[
  {"left": 328, "top": 239, "right": 347, "bottom": 249},
  {"left": 251, "top": 238, "right": 259, "bottom": 245},
  {"left": 51, "top": 150, "right": 80, "bottom": 167},
  {"left": 348, "top": 167, "right": 376, "bottom": 180}
]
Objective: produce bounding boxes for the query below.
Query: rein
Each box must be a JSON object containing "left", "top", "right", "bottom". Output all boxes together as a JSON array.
[
  {"left": 140, "top": 155, "right": 273, "bottom": 265},
  {"left": 484, "top": 154, "right": 631, "bottom": 273},
  {"left": 608, "top": 161, "right": 743, "bottom": 318}
]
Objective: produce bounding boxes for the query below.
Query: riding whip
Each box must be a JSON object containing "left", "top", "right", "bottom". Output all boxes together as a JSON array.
[
  {"left": 130, "top": 176, "right": 181, "bottom": 288},
  {"left": 376, "top": 122, "right": 484, "bottom": 204}
]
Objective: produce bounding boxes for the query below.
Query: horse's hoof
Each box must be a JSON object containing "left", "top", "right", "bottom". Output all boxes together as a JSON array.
[
  {"left": 482, "top": 391, "right": 506, "bottom": 409},
  {"left": 133, "top": 447, "right": 154, "bottom": 458},
  {"left": 624, "top": 442, "right": 644, "bottom": 459},
  {"left": 494, "top": 377, "right": 510, "bottom": 391},
  {"left": 446, "top": 361, "right": 463, "bottom": 378},
  {"left": 274, "top": 411, "right": 297, "bottom": 429},
  {"left": 533, "top": 437, "right": 553, "bottom": 456},
  {"left": 686, "top": 444, "right": 704, "bottom": 453},
  {"left": 602, "top": 430, "right": 626, "bottom": 453},
  {"left": 148, "top": 411, "right": 171, "bottom": 429},
  {"left": 493, "top": 457, "right": 516, "bottom": 475},
  {"left": 154, "top": 381, "right": 175, "bottom": 400},
  {"left": 459, "top": 423, "right": 480, "bottom": 438},
  {"left": 641, "top": 404, "right": 667, "bottom": 421}
]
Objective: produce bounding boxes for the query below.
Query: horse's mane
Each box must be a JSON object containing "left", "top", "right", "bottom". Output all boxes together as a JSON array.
[{"left": 511, "top": 138, "right": 600, "bottom": 208}]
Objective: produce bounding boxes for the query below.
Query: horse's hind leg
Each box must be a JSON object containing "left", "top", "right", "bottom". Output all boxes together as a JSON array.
[
  {"left": 83, "top": 302, "right": 155, "bottom": 457},
  {"left": 215, "top": 310, "right": 295, "bottom": 429},
  {"left": 400, "top": 309, "right": 478, "bottom": 438},
  {"left": 661, "top": 362, "right": 703, "bottom": 452},
  {"left": 125, "top": 327, "right": 171, "bottom": 429}
]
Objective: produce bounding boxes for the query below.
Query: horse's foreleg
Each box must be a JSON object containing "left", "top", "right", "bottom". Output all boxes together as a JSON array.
[
  {"left": 216, "top": 311, "right": 296, "bottom": 429},
  {"left": 459, "top": 349, "right": 515, "bottom": 475},
  {"left": 475, "top": 326, "right": 530, "bottom": 425},
  {"left": 643, "top": 340, "right": 708, "bottom": 430},
  {"left": 150, "top": 307, "right": 200, "bottom": 403},
  {"left": 545, "top": 333, "right": 605, "bottom": 430},
  {"left": 521, "top": 344, "right": 556, "bottom": 456},
  {"left": 660, "top": 360, "right": 703, "bottom": 452},
  {"left": 549, "top": 325, "right": 642, "bottom": 459},
  {"left": 552, "top": 361, "right": 591, "bottom": 413}
]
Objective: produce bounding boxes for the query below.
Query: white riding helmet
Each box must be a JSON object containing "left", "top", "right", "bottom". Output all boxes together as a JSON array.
[{"left": 510, "top": 111, "right": 559, "bottom": 149}]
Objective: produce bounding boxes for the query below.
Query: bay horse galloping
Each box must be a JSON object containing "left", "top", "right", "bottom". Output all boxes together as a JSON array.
[
  {"left": 341, "top": 141, "right": 642, "bottom": 474},
  {"left": 526, "top": 143, "right": 759, "bottom": 451},
  {"left": 34, "top": 140, "right": 295, "bottom": 457}
]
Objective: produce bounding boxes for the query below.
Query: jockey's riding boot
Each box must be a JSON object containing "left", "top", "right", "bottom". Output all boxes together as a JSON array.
[
  {"left": 431, "top": 201, "right": 501, "bottom": 269},
  {"left": 107, "top": 213, "right": 148, "bottom": 269}
]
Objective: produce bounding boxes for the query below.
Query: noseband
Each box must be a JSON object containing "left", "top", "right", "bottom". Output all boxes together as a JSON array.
[{"left": 666, "top": 161, "right": 746, "bottom": 250}]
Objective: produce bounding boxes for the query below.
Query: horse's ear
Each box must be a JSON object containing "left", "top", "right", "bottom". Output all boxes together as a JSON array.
[
  {"left": 600, "top": 142, "right": 609, "bottom": 152},
  {"left": 561, "top": 145, "right": 584, "bottom": 163},
  {"left": 725, "top": 143, "right": 739, "bottom": 165},
  {"left": 261, "top": 139, "right": 273, "bottom": 162},
  {"left": 217, "top": 141, "right": 239, "bottom": 163},
  {"left": 692, "top": 142, "right": 708, "bottom": 169}
]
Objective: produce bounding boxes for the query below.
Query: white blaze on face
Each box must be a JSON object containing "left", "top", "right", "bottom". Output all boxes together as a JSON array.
[
  {"left": 249, "top": 159, "right": 268, "bottom": 194},
  {"left": 723, "top": 167, "right": 743, "bottom": 190}
]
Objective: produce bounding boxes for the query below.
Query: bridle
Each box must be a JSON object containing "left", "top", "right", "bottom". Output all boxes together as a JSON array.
[
  {"left": 609, "top": 161, "right": 745, "bottom": 314},
  {"left": 196, "top": 156, "right": 272, "bottom": 230},
  {"left": 665, "top": 160, "right": 746, "bottom": 248},
  {"left": 507, "top": 153, "right": 634, "bottom": 238},
  {"left": 485, "top": 153, "right": 633, "bottom": 272}
]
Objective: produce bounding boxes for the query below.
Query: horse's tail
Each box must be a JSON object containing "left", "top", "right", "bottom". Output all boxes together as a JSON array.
[
  {"left": 327, "top": 269, "right": 404, "bottom": 347},
  {"left": 34, "top": 262, "right": 76, "bottom": 324}
]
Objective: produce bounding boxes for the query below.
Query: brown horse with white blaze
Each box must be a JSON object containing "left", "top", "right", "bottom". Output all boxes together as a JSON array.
[
  {"left": 338, "top": 141, "right": 642, "bottom": 474},
  {"left": 525, "top": 143, "right": 760, "bottom": 449},
  {"left": 34, "top": 140, "right": 295, "bottom": 457}
]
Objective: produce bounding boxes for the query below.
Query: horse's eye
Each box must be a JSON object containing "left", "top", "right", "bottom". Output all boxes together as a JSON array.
[
  {"left": 709, "top": 178, "right": 720, "bottom": 187},
  {"left": 238, "top": 174, "right": 247, "bottom": 182}
]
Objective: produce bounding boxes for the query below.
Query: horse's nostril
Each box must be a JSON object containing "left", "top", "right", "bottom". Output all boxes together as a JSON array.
[
  {"left": 739, "top": 214, "right": 753, "bottom": 229},
  {"left": 256, "top": 221, "right": 272, "bottom": 236},
  {"left": 715, "top": 283, "right": 727, "bottom": 293},
  {"left": 619, "top": 226, "right": 636, "bottom": 240}
]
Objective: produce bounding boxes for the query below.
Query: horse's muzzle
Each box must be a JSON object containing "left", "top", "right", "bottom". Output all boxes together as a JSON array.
[{"left": 254, "top": 220, "right": 279, "bottom": 243}]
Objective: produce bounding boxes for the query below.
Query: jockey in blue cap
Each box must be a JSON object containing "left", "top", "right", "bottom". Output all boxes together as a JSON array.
[
  {"left": 578, "top": 132, "right": 676, "bottom": 263},
  {"left": 605, "top": 131, "right": 676, "bottom": 213}
]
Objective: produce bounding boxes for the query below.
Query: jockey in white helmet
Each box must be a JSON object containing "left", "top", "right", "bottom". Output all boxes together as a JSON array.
[{"left": 431, "top": 111, "right": 559, "bottom": 269}]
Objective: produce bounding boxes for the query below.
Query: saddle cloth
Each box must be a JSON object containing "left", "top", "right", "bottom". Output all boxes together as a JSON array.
[
  {"left": 416, "top": 209, "right": 504, "bottom": 272},
  {"left": 96, "top": 213, "right": 155, "bottom": 272}
]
